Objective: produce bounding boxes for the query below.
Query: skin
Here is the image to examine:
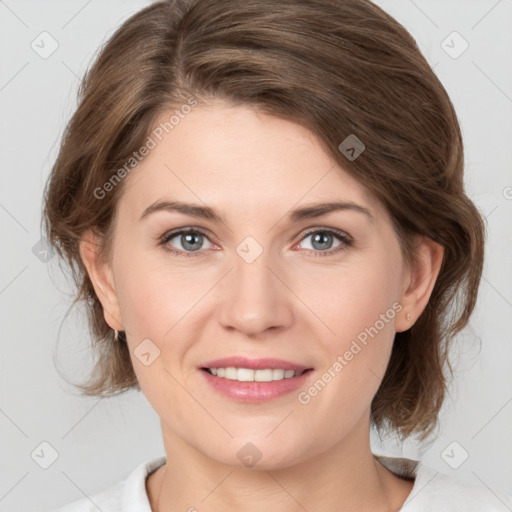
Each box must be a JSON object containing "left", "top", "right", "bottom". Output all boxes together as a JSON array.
[{"left": 80, "top": 101, "right": 444, "bottom": 512}]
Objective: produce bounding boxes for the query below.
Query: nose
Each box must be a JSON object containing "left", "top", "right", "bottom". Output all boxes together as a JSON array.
[{"left": 217, "top": 249, "right": 294, "bottom": 337}]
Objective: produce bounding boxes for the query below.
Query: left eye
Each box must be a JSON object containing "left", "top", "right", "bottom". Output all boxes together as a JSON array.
[{"left": 298, "top": 229, "right": 350, "bottom": 253}]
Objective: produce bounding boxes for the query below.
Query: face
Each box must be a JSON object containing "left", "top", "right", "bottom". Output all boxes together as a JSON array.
[{"left": 85, "top": 101, "right": 423, "bottom": 469}]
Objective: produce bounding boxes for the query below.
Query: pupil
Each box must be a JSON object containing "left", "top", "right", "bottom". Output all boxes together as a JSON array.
[
  {"left": 182, "top": 233, "right": 202, "bottom": 251},
  {"left": 312, "top": 232, "right": 332, "bottom": 250}
]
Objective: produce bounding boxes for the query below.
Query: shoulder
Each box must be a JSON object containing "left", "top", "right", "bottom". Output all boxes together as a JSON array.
[
  {"left": 54, "top": 456, "right": 166, "bottom": 512},
  {"left": 404, "top": 462, "right": 512, "bottom": 511},
  {"left": 55, "top": 481, "right": 122, "bottom": 512},
  {"left": 375, "top": 454, "right": 512, "bottom": 511}
]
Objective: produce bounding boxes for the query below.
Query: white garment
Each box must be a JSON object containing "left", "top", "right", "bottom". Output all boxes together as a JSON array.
[{"left": 54, "top": 454, "right": 512, "bottom": 511}]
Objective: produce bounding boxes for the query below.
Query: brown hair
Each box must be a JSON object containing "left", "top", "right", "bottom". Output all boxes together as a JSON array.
[{"left": 43, "top": 0, "right": 485, "bottom": 441}]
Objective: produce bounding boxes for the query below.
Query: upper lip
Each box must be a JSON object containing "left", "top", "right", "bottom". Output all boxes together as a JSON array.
[{"left": 200, "top": 357, "right": 312, "bottom": 372}]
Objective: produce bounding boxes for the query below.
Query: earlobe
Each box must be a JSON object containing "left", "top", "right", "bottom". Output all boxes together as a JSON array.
[
  {"left": 79, "top": 229, "right": 124, "bottom": 332},
  {"left": 395, "top": 236, "right": 444, "bottom": 333}
]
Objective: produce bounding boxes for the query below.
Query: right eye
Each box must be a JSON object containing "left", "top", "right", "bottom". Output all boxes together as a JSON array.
[{"left": 159, "top": 228, "right": 216, "bottom": 257}]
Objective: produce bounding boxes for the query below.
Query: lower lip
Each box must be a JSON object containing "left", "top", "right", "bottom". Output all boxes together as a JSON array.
[{"left": 199, "top": 369, "right": 313, "bottom": 403}]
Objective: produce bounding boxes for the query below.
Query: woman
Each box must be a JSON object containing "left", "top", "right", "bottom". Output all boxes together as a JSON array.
[{"left": 43, "top": 0, "right": 511, "bottom": 510}]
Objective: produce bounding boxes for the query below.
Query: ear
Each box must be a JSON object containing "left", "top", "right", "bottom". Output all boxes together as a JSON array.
[
  {"left": 79, "top": 229, "right": 123, "bottom": 332},
  {"left": 395, "top": 235, "right": 444, "bottom": 332}
]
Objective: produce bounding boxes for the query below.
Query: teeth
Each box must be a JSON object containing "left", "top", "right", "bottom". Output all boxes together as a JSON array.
[
  {"left": 225, "top": 367, "right": 237, "bottom": 380},
  {"left": 238, "top": 368, "right": 255, "bottom": 381},
  {"left": 207, "top": 367, "right": 302, "bottom": 381},
  {"left": 272, "top": 369, "right": 285, "bottom": 380}
]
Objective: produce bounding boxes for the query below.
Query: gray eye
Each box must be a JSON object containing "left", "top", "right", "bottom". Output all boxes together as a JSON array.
[
  {"left": 301, "top": 231, "right": 342, "bottom": 251},
  {"left": 175, "top": 232, "right": 204, "bottom": 251}
]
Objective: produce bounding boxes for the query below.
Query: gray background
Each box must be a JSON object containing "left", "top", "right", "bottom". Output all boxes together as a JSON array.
[{"left": 1, "top": 0, "right": 511, "bottom": 510}]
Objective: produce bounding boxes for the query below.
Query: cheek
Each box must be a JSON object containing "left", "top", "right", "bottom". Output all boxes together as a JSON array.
[
  {"left": 298, "top": 270, "right": 399, "bottom": 440},
  {"left": 113, "top": 245, "right": 202, "bottom": 336},
  {"left": 310, "top": 252, "right": 402, "bottom": 394},
  {"left": 114, "top": 268, "right": 167, "bottom": 339},
  {"left": 112, "top": 251, "right": 199, "bottom": 412},
  {"left": 112, "top": 250, "right": 214, "bottom": 388},
  {"left": 310, "top": 253, "right": 401, "bottom": 342}
]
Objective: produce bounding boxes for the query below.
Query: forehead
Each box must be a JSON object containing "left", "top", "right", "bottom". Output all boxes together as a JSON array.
[{"left": 119, "top": 103, "right": 382, "bottom": 224}]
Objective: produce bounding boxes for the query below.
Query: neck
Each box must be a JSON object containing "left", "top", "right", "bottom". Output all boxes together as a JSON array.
[{"left": 148, "top": 418, "right": 413, "bottom": 512}]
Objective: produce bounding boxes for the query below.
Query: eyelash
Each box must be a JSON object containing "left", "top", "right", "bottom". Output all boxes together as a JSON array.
[{"left": 159, "top": 227, "right": 353, "bottom": 258}]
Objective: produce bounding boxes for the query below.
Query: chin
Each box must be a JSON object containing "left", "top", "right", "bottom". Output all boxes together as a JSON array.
[{"left": 205, "top": 437, "right": 311, "bottom": 471}]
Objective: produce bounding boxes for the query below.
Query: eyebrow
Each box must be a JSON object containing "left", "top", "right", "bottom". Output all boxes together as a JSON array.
[{"left": 139, "top": 199, "right": 375, "bottom": 225}]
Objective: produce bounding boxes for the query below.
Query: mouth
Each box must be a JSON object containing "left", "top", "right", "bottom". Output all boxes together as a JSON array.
[
  {"left": 201, "top": 367, "right": 312, "bottom": 382},
  {"left": 198, "top": 357, "right": 314, "bottom": 402}
]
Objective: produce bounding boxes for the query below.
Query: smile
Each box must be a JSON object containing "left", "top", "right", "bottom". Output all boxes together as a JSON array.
[
  {"left": 199, "top": 359, "right": 314, "bottom": 402},
  {"left": 203, "top": 367, "right": 307, "bottom": 382}
]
